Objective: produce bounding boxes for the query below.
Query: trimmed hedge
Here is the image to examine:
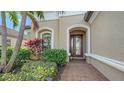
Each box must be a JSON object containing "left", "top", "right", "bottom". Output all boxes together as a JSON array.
[
  {"left": 42, "top": 49, "right": 67, "bottom": 67},
  {"left": 0, "top": 61, "right": 58, "bottom": 81}
]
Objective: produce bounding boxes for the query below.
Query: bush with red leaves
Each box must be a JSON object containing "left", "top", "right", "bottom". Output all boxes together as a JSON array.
[{"left": 25, "top": 38, "right": 44, "bottom": 57}]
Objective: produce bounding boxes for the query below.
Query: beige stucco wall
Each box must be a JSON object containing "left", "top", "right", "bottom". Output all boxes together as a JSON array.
[
  {"left": 38, "top": 20, "right": 59, "bottom": 48},
  {"left": 89, "top": 11, "right": 124, "bottom": 80},
  {"left": 26, "top": 14, "right": 89, "bottom": 52},
  {"left": 59, "top": 14, "right": 85, "bottom": 49},
  {"left": 25, "top": 20, "right": 59, "bottom": 48},
  {"left": 87, "top": 57, "right": 124, "bottom": 80},
  {"left": 25, "top": 29, "right": 35, "bottom": 39},
  {"left": 91, "top": 11, "right": 124, "bottom": 62},
  {"left": 0, "top": 36, "right": 17, "bottom": 47},
  {"left": 38, "top": 14, "right": 88, "bottom": 50}
]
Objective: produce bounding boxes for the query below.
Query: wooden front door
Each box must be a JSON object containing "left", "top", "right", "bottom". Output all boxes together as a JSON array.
[{"left": 70, "top": 35, "right": 83, "bottom": 57}]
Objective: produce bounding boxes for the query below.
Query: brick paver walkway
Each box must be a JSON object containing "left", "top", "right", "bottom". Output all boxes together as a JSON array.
[{"left": 60, "top": 59, "right": 108, "bottom": 81}]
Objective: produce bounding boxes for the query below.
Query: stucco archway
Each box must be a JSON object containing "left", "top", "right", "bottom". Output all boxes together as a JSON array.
[
  {"left": 66, "top": 24, "right": 90, "bottom": 57},
  {"left": 36, "top": 27, "right": 54, "bottom": 49}
]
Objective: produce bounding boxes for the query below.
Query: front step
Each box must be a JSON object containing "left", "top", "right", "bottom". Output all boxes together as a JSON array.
[{"left": 70, "top": 56, "right": 85, "bottom": 60}]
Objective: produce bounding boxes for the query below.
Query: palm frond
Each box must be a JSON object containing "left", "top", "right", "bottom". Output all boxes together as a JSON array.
[
  {"left": 35, "top": 11, "right": 44, "bottom": 19},
  {"left": 57, "top": 11, "right": 65, "bottom": 15},
  {"left": 26, "top": 12, "right": 39, "bottom": 31},
  {"left": 29, "top": 11, "right": 34, "bottom": 15},
  {"left": 7, "top": 11, "right": 19, "bottom": 28}
]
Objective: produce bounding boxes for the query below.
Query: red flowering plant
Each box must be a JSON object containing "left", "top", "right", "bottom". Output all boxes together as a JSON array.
[{"left": 25, "top": 38, "right": 44, "bottom": 60}]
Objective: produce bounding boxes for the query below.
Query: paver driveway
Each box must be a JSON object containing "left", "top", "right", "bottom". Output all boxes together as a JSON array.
[{"left": 60, "top": 59, "right": 108, "bottom": 81}]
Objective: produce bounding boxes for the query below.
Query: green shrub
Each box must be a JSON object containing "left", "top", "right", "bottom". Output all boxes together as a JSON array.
[
  {"left": 0, "top": 61, "right": 58, "bottom": 81},
  {"left": 0, "top": 47, "right": 13, "bottom": 62},
  {"left": 42, "top": 49, "right": 67, "bottom": 67},
  {"left": 21, "top": 61, "right": 58, "bottom": 80},
  {"left": 0, "top": 73, "right": 21, "bottom": 81},
  {"left": 15, "top": 48, "right": 31, "bottom": 67},
  {"left": 0, "top": 47, "right": 31, "bottom": 68}
]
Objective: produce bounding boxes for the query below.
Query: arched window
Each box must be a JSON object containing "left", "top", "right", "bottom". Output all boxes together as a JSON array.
[
  {"left": 37, "top": 28, "right": 54, "bottom": 49},
  {"left": 42, "top": 33, "right": 51, "bottom": 49}
]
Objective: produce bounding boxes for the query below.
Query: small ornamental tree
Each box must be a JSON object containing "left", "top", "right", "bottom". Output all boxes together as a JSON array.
[{"left": 25, "top": 38, "right": 44, "bottom": 60}]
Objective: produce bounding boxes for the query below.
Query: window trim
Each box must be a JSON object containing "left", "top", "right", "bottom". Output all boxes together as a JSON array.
[
  {"left": 42, "top": 32, "right": 52, "bottom": 49},
  {"left": 36, "top": 27, "right": 54, "bottom": 49}
]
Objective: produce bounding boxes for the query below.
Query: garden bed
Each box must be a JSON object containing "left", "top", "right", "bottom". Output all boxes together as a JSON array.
[
  {"left": 0, "top": 48, "right": 67, "bottom": 81},
  {"left": 56, "top": 65, "right": 66, "bottom": 80},
  {"left": 0, "top": 61, "right": 58, "bottom": 81}
]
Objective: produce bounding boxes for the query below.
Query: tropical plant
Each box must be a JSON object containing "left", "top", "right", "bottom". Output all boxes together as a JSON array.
[
  {"left": 0, "top": 47, "right": 30, "bottom": 69},
  {"left": 24, "top": 38, "right": 44, "bottom": 59},
  {"left": 0, "top": 11, "right": 44, "bottom": 72},
  {"left": 2, "top": 12, "right": 27, "bottom": 72},
  {"left": 1, "top": 11, "right": 64, "bottom": 72},
  {"left": 14, "top": 48, "right": 31, "bottom": 67},
  {"left": 0, "top": 61, "right": 58, "bottom": 81},
  {"left": 0, "top": 11, "right": 19, "bottom": 71}
]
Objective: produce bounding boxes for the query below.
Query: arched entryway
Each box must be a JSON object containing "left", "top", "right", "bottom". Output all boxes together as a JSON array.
[
  {"left": 36, "top": 27, "right": 54, "bottom": 49},
  {"left": 66, "top": 24, "right": 90, "bottom": 60},
  {"left": 70, "top": 29, "right": 86, "bottom": 59}
]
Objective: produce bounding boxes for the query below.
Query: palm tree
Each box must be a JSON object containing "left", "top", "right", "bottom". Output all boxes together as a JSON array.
[
  {"left": 1, "top": 11, "right": 62, "bottom": 72},
  {"left": 0, "top": 12, "right": 7, "bottom": 69},
  {"left": 2, "top": 12, "right": 27, "bottom": 72},
  {"left": 57, "top": 11, "right": 65, "bottom": 15},
  {"left": 3, "top": 11, "right": 44, "bottom": 72},
  {"left": 0, "top": 11, "right": 19, "bottom": 71}
]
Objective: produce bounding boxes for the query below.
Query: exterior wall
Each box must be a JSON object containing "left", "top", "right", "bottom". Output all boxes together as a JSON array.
[
  {"left": 59, "top": 14, "right": 86, "bottom": 50},
  {"left": 87, "top": 57, "right": 124, "bottom": 80},
  {"left": 91, "top": 12, "right": 124, "bottom": 62},
  {"left": 9, "top": 37, "right": 17, "bottom": 47},
  {"left": 0, "top": 27, "right": 27, "bottom": 47},
  {"left": 25, "top": 29, "right": 36, "bottom": 39},
  {"left": 26, "top": 14, "right": 89, "bottom": 51},
  {"left": 89, "top": 11, "right": 124, "bottom": 80},
  {"left": 0, "top": 35, "right": 27, "bottom": 47},
  {"left": 0, "top": 36, "right": 17, "bottom": 47},
  {"left": 38, "top": 20, "right": 59, "bottom": 48}
]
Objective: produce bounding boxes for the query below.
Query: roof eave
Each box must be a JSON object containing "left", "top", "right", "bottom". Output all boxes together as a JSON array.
[{"left": 84, "top": 11, "right": 94, "bottom": 22}]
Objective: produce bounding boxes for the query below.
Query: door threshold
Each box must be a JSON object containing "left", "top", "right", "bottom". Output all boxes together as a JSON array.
[{"left": 70, "top": 56, "right": 85, "bottom": 60}]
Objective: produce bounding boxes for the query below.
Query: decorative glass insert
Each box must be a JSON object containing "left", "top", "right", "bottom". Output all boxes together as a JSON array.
[
  {"left": 70, "top": 35, "right": 82, "bottom": 56},
  {"left": 42, "top": 33, "right": 51, "bottom": 49},
  {"left": 75, "top": 36, "right": 81, "bottom": 55}
]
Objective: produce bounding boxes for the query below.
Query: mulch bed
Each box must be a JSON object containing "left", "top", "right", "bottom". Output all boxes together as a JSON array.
[{"left": 54, "top": 65, "right": 67, "bottom": 81}]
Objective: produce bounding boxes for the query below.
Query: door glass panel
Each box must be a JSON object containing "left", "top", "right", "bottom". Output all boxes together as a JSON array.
[
  {"left": 70, "top": 35, "right": 82, "bottom": 56},
  {"left": 75, "top": 36, "right": 81, "bottom": 55},
  {"left": 71, "top": 37, "right": 73, "bottom": 55}
]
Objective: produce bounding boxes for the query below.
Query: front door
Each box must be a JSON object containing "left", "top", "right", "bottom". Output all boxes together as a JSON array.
[{"left": 70, "top": 35, "right": 83, "bottom": 57}]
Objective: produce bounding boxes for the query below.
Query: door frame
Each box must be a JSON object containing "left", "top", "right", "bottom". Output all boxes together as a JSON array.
[
  {"left": 66, "top": 24, "right": 90, "bottom": 57},
  {"left": 70, "top": 34, "right": 83, "bottom": 57}
]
